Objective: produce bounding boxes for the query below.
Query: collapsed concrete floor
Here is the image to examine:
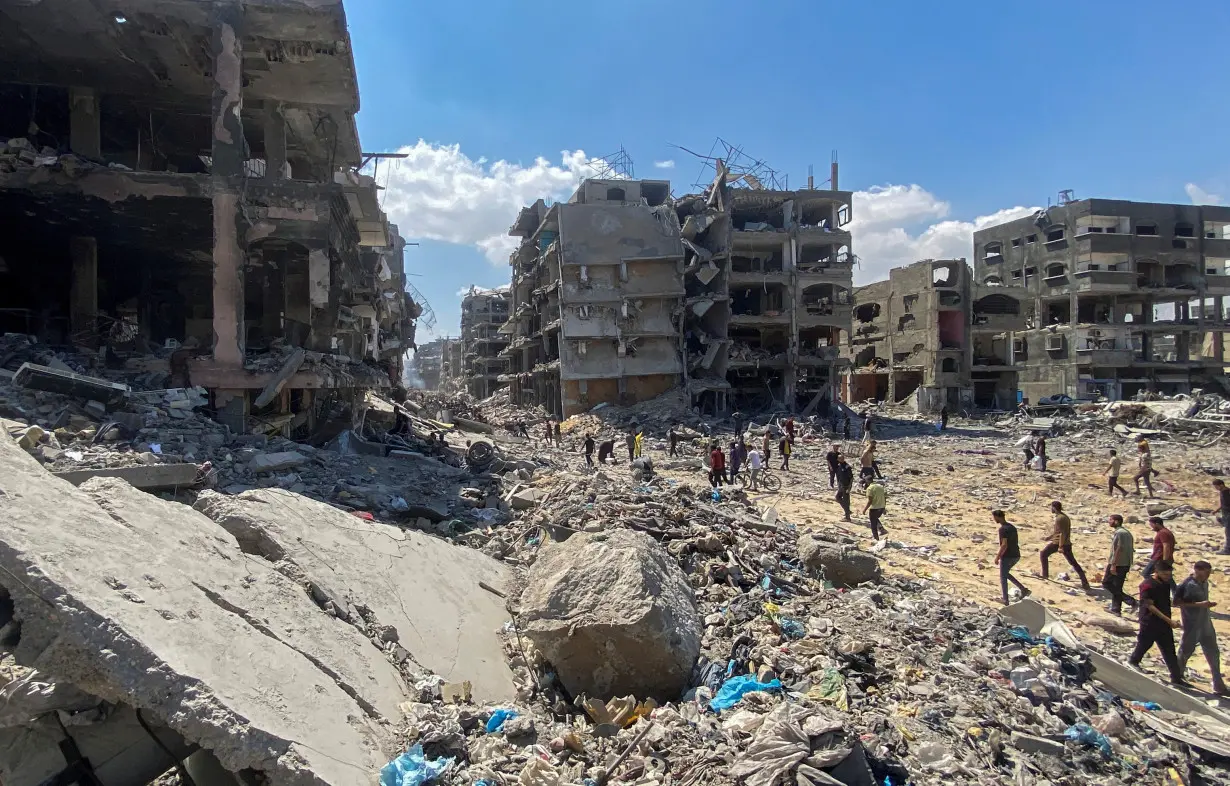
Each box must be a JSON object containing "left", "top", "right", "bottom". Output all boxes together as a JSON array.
[{"left": 0, "top": 435, "right": 514, "bottom": 786}]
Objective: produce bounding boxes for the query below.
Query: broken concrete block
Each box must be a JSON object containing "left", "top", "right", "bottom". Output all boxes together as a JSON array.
[
  {"left": 0, "top": 437, "right": 407, "bottom": 785},
  {"left": 53, "top": 463, "right": 201, "bottom": 491},
  {"left": 247, "top": 451, "right": 309, "bottom": 473},
  {"left": 518, "top": 529, "right": 701, "bottom": 700},
  {"left": 193, "top": 489, "right": 516, "bottom": 702},
  {"left": 797, "top": 534, "right": 882, "bottom": 587},
  {"left": 16, "top": 424, "right": 45, "bottom": 450},
  {"left": 508, "top": 487, "right": 546, "bottom": 510},
  {"left": 84, "top": 399, "right": 107, "bottom": 419},
  {"left": 1009, "top": 731, "right": 1066, "bottom": 757},
  {"left": 12, "top": 362, "right": 129, "bottom": 405}
]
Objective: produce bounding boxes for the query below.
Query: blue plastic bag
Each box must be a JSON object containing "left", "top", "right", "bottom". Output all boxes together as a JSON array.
[
  {"left": 379, "top": 744, "right": 454, "bottom": 786},
  {"left": 1064, "top": 723, "right": 1112, "bottom": 758},
  {"left": 485, "top": 708, "right": 519, "bottom": 733},
  {"left": 709, "top": 675, "right": 783, "bottom": 711},
  {"left": 779, "top": 617, "right": 805, "bottom": 639}
]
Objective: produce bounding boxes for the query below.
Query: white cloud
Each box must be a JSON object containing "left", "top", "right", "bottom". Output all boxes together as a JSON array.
[
  {"left": 1185, "top": 182, "right": 1224, "bottom": 206},
  {"left": 653, "top": 160, "right": 675, "bottom": 169},
  {"left": 849, "top": 185, "right": 1038, "bottom": 285},
  {"left": 377, "top": 141, "right": 607, "bottom": 264}
]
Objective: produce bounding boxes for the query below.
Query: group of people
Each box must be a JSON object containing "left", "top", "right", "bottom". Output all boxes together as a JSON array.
[
  {"left": 705, "top": 424, "right": 795, "bottom": 489},
  {"left": 992, "top": 487, "right": 1226, "bottom": 694},
  {"left": 1103, "top": 443, "right": 1159, "bottom": 498}
]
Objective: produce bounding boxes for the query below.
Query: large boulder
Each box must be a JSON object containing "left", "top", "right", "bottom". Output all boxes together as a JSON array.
[
  {"left": 798, "top": 534, "right": 882, "bottom": 587},
  {"left": 518, "top": 529, "right": 700, "bottom": 701}
]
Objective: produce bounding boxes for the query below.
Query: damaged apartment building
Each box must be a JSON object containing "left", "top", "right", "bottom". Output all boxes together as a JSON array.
[
  {"left": 500, "top": 167, "right": 853, "bottom": 418},
  {"left": 0, "top": 0, "right": 418, "bottom": 435},
  {"left": 973, "top": 198, "right": 1230, "bottom": 403},
  {"left": 459, "top": 286, "right": 509, "bottom": 398}
]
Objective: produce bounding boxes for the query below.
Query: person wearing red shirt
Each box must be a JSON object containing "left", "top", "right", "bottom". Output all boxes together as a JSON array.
[
  {"left": 1143, "top": 516, "right": 1176, "bottom": 583},
  {"left": 708, "top": 443, "right": 727, "bottom": 488}
]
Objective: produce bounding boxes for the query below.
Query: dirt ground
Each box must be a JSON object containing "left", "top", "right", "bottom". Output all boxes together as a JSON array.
[{"left": 644, "top": 419, "right": 1230, "bottom": 695}]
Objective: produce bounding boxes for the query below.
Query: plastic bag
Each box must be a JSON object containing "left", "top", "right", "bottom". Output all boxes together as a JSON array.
[
  {"left": 709, "top": 675, "right": 782, "bottom": 711},
  {"left": 1064, "top": 723, "right": 1112, "bottom": 758},
  {"left": 486, "top": 708, "right": 519, "bottom": 733},
  {"left": 379, "top": 744, "right": 454, "bottom": 786}
]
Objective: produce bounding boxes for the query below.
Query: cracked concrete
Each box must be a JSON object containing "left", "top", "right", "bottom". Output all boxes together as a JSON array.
[
  {"left": 193, "top": 489, "right": 518, "bottom": 703},
  {"left": 0, "top": 435, "right": 405, "bottom": 786}
]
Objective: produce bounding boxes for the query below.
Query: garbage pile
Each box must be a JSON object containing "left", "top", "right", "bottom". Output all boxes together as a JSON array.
[{"left": 388, "top": 466, "right": 1229, "bottom": 786}]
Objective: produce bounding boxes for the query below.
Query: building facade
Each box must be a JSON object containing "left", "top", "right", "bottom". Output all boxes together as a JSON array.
[
  {"left": 459, "top": 287, "right": 509, "bottom": 399},
  {"left": 973, "top": 199, "right": 1230, "bottom": 403}
]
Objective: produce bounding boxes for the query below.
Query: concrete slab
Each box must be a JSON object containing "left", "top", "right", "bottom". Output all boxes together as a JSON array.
[
  {"left": 53, "top": 463, "right": 200, "bottom": 490},
  {"left": 248, "top": 451, "right": 309, "bottom": 473},
  {"left": 12, "top": 362, "right": 129, "bottom": 405},
  {"left": 193, "top": 489, "right": 517, "bottom": 702},
  {"left": 0, "top": 435, "right": 408, "bottom": 785}
]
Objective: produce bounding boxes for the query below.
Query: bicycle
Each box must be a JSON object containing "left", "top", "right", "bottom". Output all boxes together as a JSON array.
[{"left": 733, "top": 465, "right": 782, "bottom": 493}]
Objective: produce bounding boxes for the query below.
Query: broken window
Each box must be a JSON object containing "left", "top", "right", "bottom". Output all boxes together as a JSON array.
[
  {"left": 1011, "top": 237, "right": 1022, "bottom": 248},
  {"left": 932, "top": 263, "right": 956, "bottom": 286},
  {"left": 606, "top": 187, "right": 626, "bottom": 202},
  {"left": 902, "top": 294, "right": 918, "bottom": 313},
  {"left": 855, "top": 303, "right": 881, "bottom": 322},
  {"left": 1045, "top": 263, "right": 1066, "bottom": 280},
  {"left": 983, "top": 241, "right": 1004, "bottom": 259},
  {"left": 941, "top": 357, "right": 958, "bottom": 373},
  {"left": 983, "top": 274, "right": 1004, "bottom": 286},
  {"left": 897, "top": 314, "right": 916, "bottom": 331},
  {"left": 1135, "top": 222, "right": 1158, "bottom": 236},
  {"left": 1175, "top": 221, "right": 1195, "bottom": 238},
  {"left": 1046, "top": 228, "right": 1065, "bottom": 243},
  {"left": 1025, "top": 234, "right": 1037, "bottom": 244}
]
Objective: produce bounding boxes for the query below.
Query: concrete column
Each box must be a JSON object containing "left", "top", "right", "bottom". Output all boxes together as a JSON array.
[
  {"left": 263, "top": 104, "right": 288, "bottom": 180},
  {"left": 69, "top": 236, "right": 98, "bottom": 339},
  {"left": 69, "top": 87, "right": 101, "bottom": 158},
  {"left": 210, "top": 5, "right": 246, "bottom": 366},
  {"left": 214, "top": 389, "right": 249, "bottom": 437}
]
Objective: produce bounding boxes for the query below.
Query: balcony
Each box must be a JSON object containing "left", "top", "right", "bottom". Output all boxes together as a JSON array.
[
  {"left": 730, "top": 311, "right": 790, "bottom": 326},
  {"left": 1074, "top": 233, "right": 1133, "bottom": 254},
  {"left": 799, "top": 305, "right": 852, "bottom": 326},
  {"left": 729, "top": 269, "right": 788, "bottom": 286},
  {"left": 797, "top": 346, "right": 841, "bottom": 364},
  {"left": 1206, "top": 274, "right": 1230, "bottom": 295},
  {"left": 1074, "top": 348, "right": 1135, "bottom": 366},
  {"left": 1074, "top": 269, "right": 1137, "bottom": 292}
]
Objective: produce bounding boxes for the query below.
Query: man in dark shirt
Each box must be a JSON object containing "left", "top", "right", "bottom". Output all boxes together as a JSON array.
[
  {"left": 842, "top": 416, "right": 851, "bottom": 440},
  {"left": 1213, "top": 479, "right": 1230, "bottom": 555},
  {"left": 825, "top": 445, "right": 841, "bottom": 488},
  {"left": 834, "top": 455, "right": 854, "bottom": 522},
  {"left": 625, "top": 430, "right": 637, "bottom": 461},
  {"left": 940, "top": 406, "right": 950, "bottom": 431},
  {"left": 668, "top": 427, "right": 681, "bottom": 457},
  {"left": 583, "top": 433, "right": 595, "bottom": 466},
  {"left": 993, "top": 510, "right": 1029, "bottom": 605},
  {"left": 1142, "top": 516, "right": 1176, "bottom": 582},
  {"left": 1129, "top": 560, "right": 1187, "bottom": 685}
]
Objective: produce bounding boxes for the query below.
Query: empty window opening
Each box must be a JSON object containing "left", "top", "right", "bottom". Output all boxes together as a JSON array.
[
  {"left": 897, "top": 314, "right": 916, "bottom": 331},
  {"left": 606, "top": 187, "right": 626, "bottom": 202},
  {"left": 1046, "top": 228, "right": 1065, "bottom": 243},
  {"left": 641, "top": 183, "right": 668, "bottom": 207},
  {"left": 983, "top": 241, "right": 1003, "bottom": 259},
  {"left": 1175, "top": 222, "right": 1195, "bottom": 238},
  {"left": 1047, "top": 302, "right": 1071, "bottom": 324},
  {"left": 932, "top": 263, "right": 957, "bottom": 286},
  {"left": 902, "top": 294, "right": 918, "bottom": 313},
  {"left": 1045, "top": 263, "right": 1066, "bottom": 280},
  {"left": 983, "top": 274, "right": 1004, "bottom": 286},
  {"left": 1173, "top": 237, "right": 1191, "bottom": 249},
  {"left": 1204, "top": 221, "right": 1230, "bottom": 240},
  {"left": 941, "top": 357, "right": 958, "bottom": 373},
  {"left": 938, "top": 291, "right": 962, "bottom": 307},
  {"left": 855, "top": 303, "right": 881, "bottom": 322},
  {"left": 1135, "top": 222, "right": 1158, "bottom": 236},
  {"left": 1011, "top": 237, "right": 1022, "bottom": 248},
  {"left": 973, "top": 294, "right": 1020, "bottom": 322},
  {"left": 1025, "top": 234, "right": 1037, "bottom": 244}
]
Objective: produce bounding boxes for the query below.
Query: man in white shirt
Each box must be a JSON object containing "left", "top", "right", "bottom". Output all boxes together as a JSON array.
[{"left": 747, "top": 448, "right": 763, "bottom": 490}]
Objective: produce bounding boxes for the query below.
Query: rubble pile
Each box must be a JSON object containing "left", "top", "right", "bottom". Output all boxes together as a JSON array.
[{"left": 387, "top": 462, "right": 1230, "bottom": 786}]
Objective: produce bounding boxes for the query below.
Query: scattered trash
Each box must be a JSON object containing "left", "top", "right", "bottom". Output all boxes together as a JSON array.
[{"left": 379, "top": 744, "right": 454, "bottom": 786}]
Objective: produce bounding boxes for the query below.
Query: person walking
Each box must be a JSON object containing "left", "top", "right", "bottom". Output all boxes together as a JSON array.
[
  {"left": 1142, "top": 516, "right": 1175, "bottom": 582},
  {"left": 1103, "top": 514, "right": 1138, "bottom": 616},
  {"left": 1129, "top": 560, "right": 1187, "bottom": 686},
  {"left": 834, "top": 455, "right": 854, "bottom": 522},
  {"left": 668, "top": 427, "right": 681, "bottom": 457},
  {"left": 940, "top": 406, "right": 950, "bottom": 431},
  {"left": 1134, "top": 441, "right": 1155, "bottom": 498},
  {"left": 1213, "top": 479, "right": 1230, "bottom": 555},
  {"left": 778, "top": 434, "right": 792, "bottom": 471},
  {"left": 1019, "top": 431, "right": 1036, "bottom": 470},
  {"left": 516, "top": 420, "right": 531, "bottom": 439},
  {"left": 841, "top": 415, "right": 851, "bottom": 440},
  {"left": 544, "top": 421, "right": 554, "bottom": 443},
  {"left": 747, "top": 446, "right": 763, "bottom": 491},
  {"left": 625, "top": 430, "right": 637, "bottom": 461},
  {"left": 859, "top": 440, "right": 882, "bottom": 485},
  {"left": 1175, "top": 561, "right": 1227, "bottom": 694},
  {"left": 825, "top": 444, "right": 841, "bottom": 488},
  {"left": 583, "top": 433, "right": 595, "bottom": 467},
  {"left": 708, "top": 443, "right": 727, "bottom": 488},
  {"left": 1039, "top": 501, "right": 1092, "bottom": 589},
  {"left": 862, "top": 412, "right": 874, "bottom": 441},
  {"left": 862, "top": 478, "right": 888, "bottom": 539},
  {"left": 553, "top": 422, "right": 562, "bottom": 447},
  {"left": 1106, "top": 450, "right": 1129, "bottom": 497},
  {"left": 732, "top": 410, "right": 745, "bottom": 441},
  {"left": 1032, "top": 433, "right": 1048, "bottom": 471},
  {"left": 634, "top": 428, "right": 644, "bottom": 459},
  {"left": 784, "top": 417, "right": 796, "bottom": 443},
  {"left": 729, "top": 439, "right": 744, "bottom": 479},
  {"left": 993, "top": 510, "right": 1029, "bottom": 605},
  {"left": 761, "top": 430, "right": 773, "bottom": 465}
]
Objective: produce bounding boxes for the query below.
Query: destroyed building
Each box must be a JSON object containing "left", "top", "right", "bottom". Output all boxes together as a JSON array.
[
  {"left": 502, "top": 180, "right": 683, "bottom": 416},
  {"left": 974, "top": 198, "right": 1230, "bottom": 402},
  {"left": 0, "top": 0, "right": 418, "bottom": 434},
  {"left": 500, "top": 168, "right": 853, "bottom": 418},
  {"left": 844, "top": 259, "right": 973, "bottom": 411},
  {"left": 460, "top": 286, "right": 509, "bottom": 399},
  {"left": 409, "top": 336, "right": 445, "bottom": 390}
]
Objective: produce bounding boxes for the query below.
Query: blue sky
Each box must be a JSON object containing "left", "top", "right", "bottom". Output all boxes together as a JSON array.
[{"left": 346, "top": 0, "right": 1230, "bottom": 340}]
